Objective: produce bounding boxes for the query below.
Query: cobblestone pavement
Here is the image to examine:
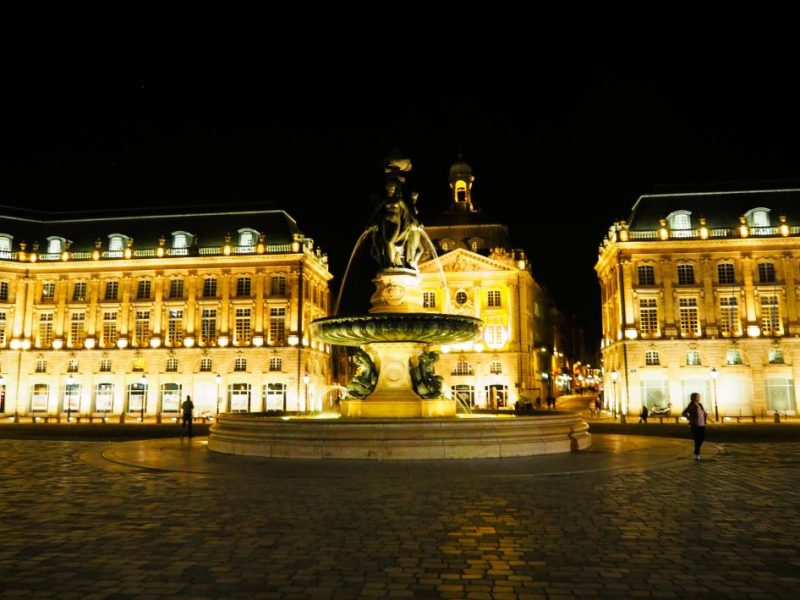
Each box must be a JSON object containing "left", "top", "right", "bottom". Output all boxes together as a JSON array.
[{"left": 1, "top": 432, "right": 799, "bottom": 599}]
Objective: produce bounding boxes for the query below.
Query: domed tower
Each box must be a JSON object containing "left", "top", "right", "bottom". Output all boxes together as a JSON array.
[{"left": 449, "top": 155, "right": 477, "bottom": 213}]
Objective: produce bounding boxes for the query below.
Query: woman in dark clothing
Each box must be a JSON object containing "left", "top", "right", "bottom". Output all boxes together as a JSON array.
[{"left": 682, "top": 392, "right": 709, "bottom": 461}]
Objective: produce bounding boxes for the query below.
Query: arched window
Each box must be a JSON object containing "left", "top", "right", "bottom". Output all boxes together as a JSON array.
[
  {"left": 746, "top": 207, "right": 771, "bottom": 228},
  {"left": 171, "top": 231, "right": 193, "bottom": 249},
  {"left": 0, "top": 234, "right": 13, "bottom": 254},
  {"left": 666, "top": 211, "right": 692, "bottom": 238},
  {"left": 238, "top": 228, "right": 259, "bottom": 248},
  {"left": 46, "top": 236, "right": 66, "bottom": 254},
  {"left": 108, "top": 234, "right": 128, "bottom": 253}
]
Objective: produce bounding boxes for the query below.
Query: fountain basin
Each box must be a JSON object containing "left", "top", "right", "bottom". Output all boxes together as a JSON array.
[
  {"left": 311, "top": 313, "right": 482, "bottom": 346},
  {"left": 208, "top": 412, "right": 591, "bottom": 459}
]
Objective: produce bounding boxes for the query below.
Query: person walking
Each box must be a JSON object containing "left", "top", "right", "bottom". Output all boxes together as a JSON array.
[
  {"left": 681, "top": 392, "right": 709, "bottom": 460},
  {"left": 181, "top": 395, "right": 195, "bottom": 438},
  {"left": 638, "top": 404, "right": 649, "bottom": 424}
]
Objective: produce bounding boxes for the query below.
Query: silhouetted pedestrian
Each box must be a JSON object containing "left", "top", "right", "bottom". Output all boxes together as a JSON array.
[
  {"left": 181, "top": 395, "right": 195, "bottom": 438},
  {"left": 639, "top": 405, "right": 649, "bottom": 424}
]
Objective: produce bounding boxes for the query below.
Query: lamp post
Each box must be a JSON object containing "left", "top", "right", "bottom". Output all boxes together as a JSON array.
[
  {"left": 0, "top": 373, "right": 5, "bottom": 415},
  {"left": 215, "top": 373, "right": 222, "bottom": 418},
  {"left": 66, "top": 373, "right": 75, "bottom": 422},
  {"left": 140, "top": 374, "right": 147, "bottom": 422},
  {"left": 610, "top": 370, "right": 619, "bottom": 419},
  {"left": 303, "top": 373, "right": 310, "bottom": 413},
  {"left": 710, "top": 367, "right": 719, "bottom": 422}
]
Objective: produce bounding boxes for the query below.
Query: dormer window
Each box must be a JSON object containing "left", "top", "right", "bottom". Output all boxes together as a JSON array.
[
  {"left": 746, "top": 207, "right": 771, "bottom": 228},
  {"left": 238, "top": 228, "right": 259, "bottom": 248},
  {"left": 171, "top": 231, "right": 193, "bottom": 249},
  {"left": 47, "top": 236, "right": 66, "bottom": 254},
  {"left": 666, "top": 211, "right": 692, "bottom": 238},
  {"left": 0, "top": 234, "right": 13, "bottom": 254},
  {"left": 108, "top": 234, "right": 128, "bottom": 253}
]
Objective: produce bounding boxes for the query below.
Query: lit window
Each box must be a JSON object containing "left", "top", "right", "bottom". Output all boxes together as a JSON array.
[
  {"left": 719, "top": 296, "right": 741, "bottom": 336},
  {"left": 423, "top": 291, "right": 436, "bottom": 308},
  {"left": 667, "top": 211, "right": 692, "bottom": 237},
  {"left": 104, "top": 281, "right": 119, "bottom": 301},
  {"left": 234, "top": 358, "right": 247, "bottom": 372},
  {"left": 270, "top": 307, "right": 286, "bottom": 344},
  {"left": 38, "top": 313, "right": 54, "bottom": 347},
  {"left": 761, "top": 295, "right": 781, "bottom": 335},
  {"left": 489, "top": 362, "right": 502, "bottom": 374},
  {"left": 726, "top": 349, "right": 743, "bottom": 365},
  {"left": 487, "top": 290, "right": 501, "bottom": 307},
  {"left": 238, "top": 229, "right": 258, "bottom": 248},
  {"left": 169, "top": 279, "right": 184, "bottom": 299},
  {"left": 679, "top": 298, "right": 699, "bottom": 337},
  {"left": 69, "top": 312, "right": 86, "bottom": 348},
  {"left": 100, "top": 359, "right": 112, "bottom": 372},
  {"left": 200, "top": 358, "right": 213, "bottom": 372},
  {"left": 134, "top": 311, "right": 150, "bottom": 347},
  {"left": 0, "top": 235, "right": 13, "bottom": 254},
  {"left": 72, "top": 281, "right": 87, "bottom": 302},
  {"left": 201, "top": 309, "right": 217, "bottom": 345},
  {"left": 645, "top": 351, "right": 660, "bottom": 366},
  {"left": 47, "top": 237, "right": 64, "bottom": 254},
  {"left": 452, "top": 360, "right": 473, "bottom": 375},
  {"left": 235, "top": 308, "right": 252, "bottom": 344},
  {"left": 36, "top": 360, "right": 47, "bottom": 373},
  {"left": 0, "top": 311, "right": 6, "bottom": 346},
  {"left": 686, "top": 351, "right": 701, "bottom": 366},
  {"left": 768, "top": 349, "right": 784, "bottom": 364},
  {"left": 639, "top": 299, "right": 658, "bottom": 335},
  {"left": 171, "top": 231, "right": 192, "bottom": 248},
  {"left": 269, "top": 357, "right": 282, "bottom": 372},
  {"left": 41, "top": 282, "right": 56, "bottom": 302},
  {"left": 167, "top": 310, "right": 184, "bottom": 346},
  {"left": 166, "top": 358, "right": 179, "bottom": 372},
  {"left": 108, "top": 235, "right": 126, "bottom": 252},
  {"left": 637, "top": 265, "right": 655, "bottom": 286}
]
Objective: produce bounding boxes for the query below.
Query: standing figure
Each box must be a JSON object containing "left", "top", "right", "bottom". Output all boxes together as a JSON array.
[
  {"left": 639, "top": 405, "right": 649, "bottom": 424},
  {"left": 682, "top": 392, "right": 709, "bottom": 460},
  {"left": 181, "top": 395, "right": 195, "bottom": 438}
]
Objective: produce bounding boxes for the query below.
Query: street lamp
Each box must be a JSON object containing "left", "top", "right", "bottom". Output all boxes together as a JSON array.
[
  {"left": 140, "top": 374, "right": 147, "bottom": 422},
  {"left": 610, "top": 370, "right": 619, "bottom": 419},
  {"left": 215, "top": 374, "right": 222, "bottom": 418},
  {"left": 303, "top": 373, "right": 310, "bottom": 413},
  {"left": 66, "top": 373, "right": 75, "bottom": 422},
  {"left": 710, "top": 367, "right": 719, "bottom": 422}
]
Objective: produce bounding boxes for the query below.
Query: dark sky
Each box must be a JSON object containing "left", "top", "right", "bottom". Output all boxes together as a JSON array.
[{"left": 3, "top": 58, "right": 800, "bottom": 348}]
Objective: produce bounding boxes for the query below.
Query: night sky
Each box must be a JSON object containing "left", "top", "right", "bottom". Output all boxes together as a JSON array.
[{"left": 3, "top": 59, "right": 800, "bottom": 349}]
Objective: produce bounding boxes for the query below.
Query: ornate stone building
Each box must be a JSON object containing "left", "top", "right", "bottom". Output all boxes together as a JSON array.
[
  {"left": 0, "top": 207, "right": 332, "bottom": 420},
  {"left": 597, "top": 187, "right": 800, "bottom": 419},
  {"left": 418, "top": 158, "right": 564, "bottom": 408}
]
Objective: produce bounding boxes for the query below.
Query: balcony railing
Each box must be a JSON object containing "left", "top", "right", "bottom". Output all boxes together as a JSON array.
[{"left": 627, "top": 225, "right": 800, "bottom": 240}]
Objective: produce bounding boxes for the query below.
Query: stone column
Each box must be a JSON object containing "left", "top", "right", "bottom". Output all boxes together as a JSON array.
[
  {"left": 741, "top": 255, "right": 757, "bottom": 331},
  {"left": 660, "top": 257, "right": 676, "bottom": 337},
  {"left": 782, "top": 252, "right": 799, "bottom": 335},
  {"left": 701, "top": 256, "right": 717, "bottom": 337}
]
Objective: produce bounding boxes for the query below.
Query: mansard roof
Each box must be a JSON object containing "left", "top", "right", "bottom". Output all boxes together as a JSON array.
[
  {"left": 0, "top": 203, "right": 302, "bottom": 250},
  {"left": 628, "top": 187, "right": 800, "bottom": 231}
]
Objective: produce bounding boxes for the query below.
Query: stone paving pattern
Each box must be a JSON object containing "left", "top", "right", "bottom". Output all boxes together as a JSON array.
[{"left": 0, "top": 425, "right": 799, "bottom": 598}]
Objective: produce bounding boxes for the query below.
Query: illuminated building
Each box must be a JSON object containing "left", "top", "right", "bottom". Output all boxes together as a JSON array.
[
  {"left": 0, "top": 207, "right": 331, "bottom": 420},
  {"left": 597, "top": 187, "right": 800, "bottom": 419},
  {"left": 419, "top": 158, "right": 568, "bottom": 408}
]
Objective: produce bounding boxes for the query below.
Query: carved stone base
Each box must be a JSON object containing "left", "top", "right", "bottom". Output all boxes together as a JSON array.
[
  {"left": 369, "top": 269, "right": 425, "bottom": 314},
  {"left": 340, "top": 398, "right": 456, "bottom": 418}
]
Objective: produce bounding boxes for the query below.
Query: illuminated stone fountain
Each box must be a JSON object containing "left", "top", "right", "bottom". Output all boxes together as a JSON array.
[{"left": 208, "top": 155, "right": 590, "bottom": 459}]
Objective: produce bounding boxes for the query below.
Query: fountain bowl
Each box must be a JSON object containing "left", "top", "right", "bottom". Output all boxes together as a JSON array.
[{"left": 311, "top": 313, "right": 482, "bottom": 346}]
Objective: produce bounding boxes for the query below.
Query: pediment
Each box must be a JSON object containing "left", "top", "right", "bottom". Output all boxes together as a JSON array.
[{"left": 419, "top": 248, "right": 516, "bottom": 273}]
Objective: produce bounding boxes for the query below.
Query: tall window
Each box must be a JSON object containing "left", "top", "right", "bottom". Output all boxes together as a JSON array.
[
  {"left": 168, "top": 279, "right": 184, "bottom": 299},
  {"left": 47, "top": 238, "right": 63, "bottom": 254},
  {"left": 235, "top": 308, "right": 252, "bottom": 344},
  {"left": 639, "top": 298, "right": 658, "bottom": 335},
  {"left": 452, "top": 360, "right": 473, "bottom": 375},
  {"left": 637, "top": 265, "right": 655, "bottom": 286},
  {"left": 0, "top": 281, "right": 8, "bottom": 301},
  {"left": 484, "top": 325, "right": 506, "bottom": 349},
  {"left": 38, "top": 313, "right": 54, "bottom": 347},
  {"left": 100, "top": 359, "right": 112, "bottom": 372},
  {"left": 72, "top": 281, "right": 87, "bottom": 302},
  {"left": 670, "top": 213, "right": 691, "bottom": 236},
  {"left": 761, "top": 295, "right": 781, "bottom": 334},
  {"left": 136, "top": 280, "right": 151, "bottom": 300},
  {"left": 726, "top": 349, "right": 743, "bottom": 365},
  {"left": 487, "top": 290, "right": 501, "bottom": 307},
  {"left": 102, "top": 311, "right": 117, "bottom": 347},
  {"left": 166, "top": 358, "right": 179, "bottom": 372},
  {"left": 269, "top": 357, "right": 282, "bottom": 372},
  {"left": 234, "top": 357, "right": 247, "bottom": 372},
  {"left": 677, "top": 264, "right": 695, "bottom": 285},
  {"left": 200, "top": 357, "right": 213, "bottom": 372},
  {"left": 645, "top": 351, "right": 660, "bottom": 366},
  {"left": 717, "top": 263, "right": 735, "bottom": 285},
  {"left": 167, "top": 310, "right": 184, "bottom": 346},
  {"left": 41, "top": 282, "right": 56, "bottom": 302},
  {"left": 270, "top": 307, "right": 286, "bottom": 344},
  {"left": 0, "top": 311, "right": 6, "bottom": 346},
  {"left": 104, "top": 281, "right": 119, "bottom": 301},
  {"left": 203, "top": 278, "right": 217, "bottom": 298},
  {"left": 271, "top": 275, "right": 286, "bottom": 295},
  {"left": 758, "top": 263, "right": 776, "bottom": 284},
  {"left": 135, "top": 311, "right": 151, "bottom": 347},
  {"left": 719, "top": 296, "right": 741, "bottom": 336},
  {"left": 423, "top": 291, "right": 436, "bottom": 308},
  {"left": 108, "top": 235, "right": 125, "bottom": 252},
  {"left": 236, "top": 277, "right": 251, "bottom": 297},
  {"left": 201, "top": 309, "right": 217, "bottom": 344},
  {"left": 239, "top": 230, "right": 255, "bottom": 247},
  {"left": 679, "top": 298, "right": 699, "bottom": 337},
  {"left": 69, "top": 312, "right": 86, "bottom": 348},
  {"left": 686, "top": 350, "right": 701, "bottom": 366},
  {"left": 769, "top": 349, "right": 785, "bottom": 364}
]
